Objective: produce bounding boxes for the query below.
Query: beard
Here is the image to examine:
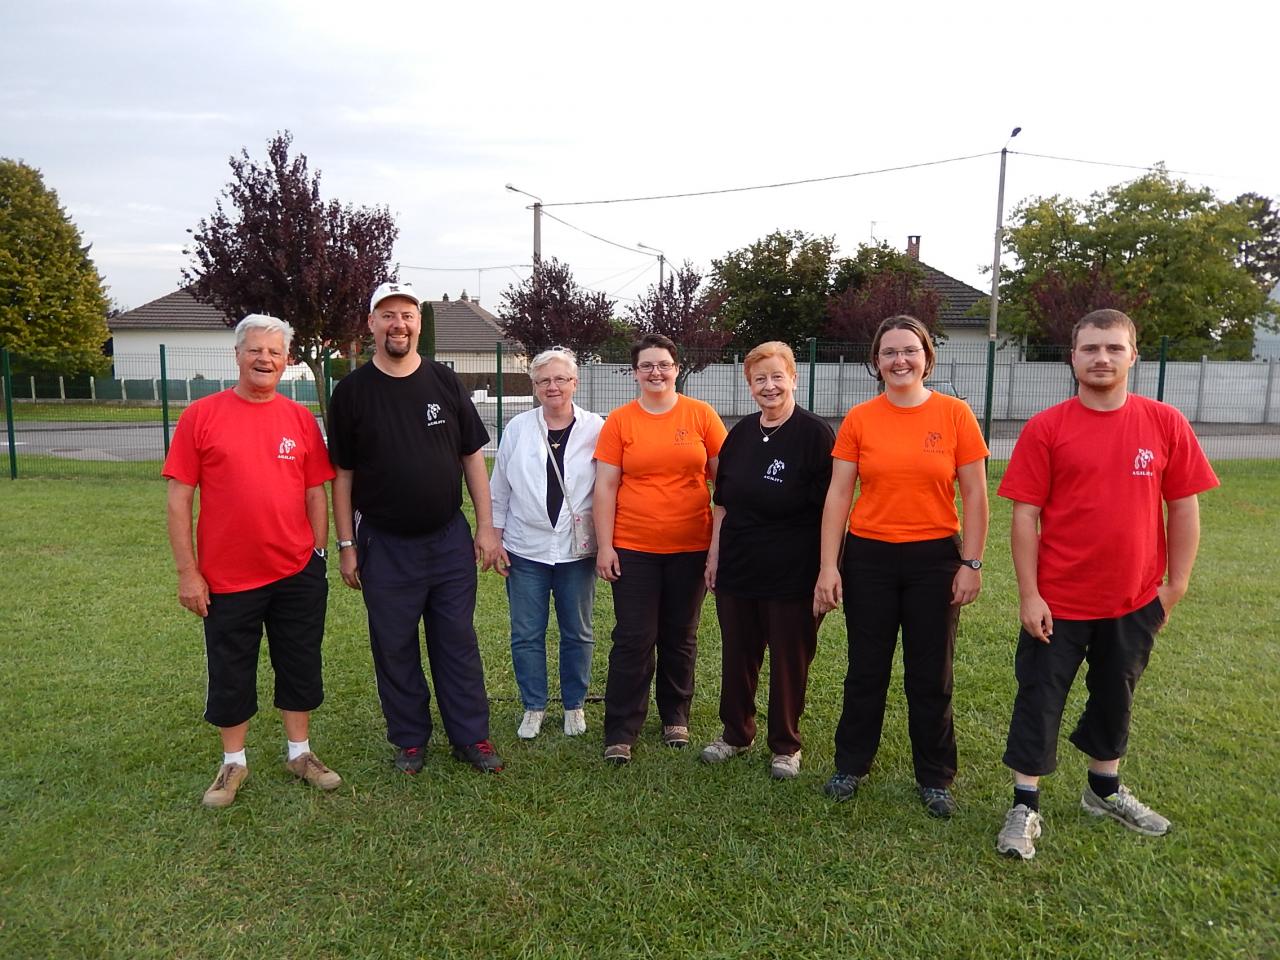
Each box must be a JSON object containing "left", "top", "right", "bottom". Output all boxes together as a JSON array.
[{"left": 382, "top": 334, "right": 413, "bottom": 358}]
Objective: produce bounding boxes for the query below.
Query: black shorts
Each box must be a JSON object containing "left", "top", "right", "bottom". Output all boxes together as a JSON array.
[
  {"left": 202, "top": 552, "right": 328, "bottom": 728},
  {"left": 1002, "top": 595, "right": 1164, "bottom": 776}
]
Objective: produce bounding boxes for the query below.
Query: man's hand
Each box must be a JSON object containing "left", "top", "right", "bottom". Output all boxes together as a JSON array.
[
  {"left": 177, "top": 569, "right": 210, "bottom": 617},
  {"left": 473, "top": 523, "right": 501, "bottom": 571},
  {"left": 339, "top": 548, "right": 361, "bottom": 590},
  {"left": 1154, "top": 582, "right": 1186, "bottom": 628},
  {"left": 596, "top": 546, "right": 621, "bottom": 582},
  {"left": 1020, "top": 593, "right": 1053, "bottom": 643}
]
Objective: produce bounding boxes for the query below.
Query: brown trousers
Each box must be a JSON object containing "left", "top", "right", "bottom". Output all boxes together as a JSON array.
[{"left": 714, "top": 592, "right": 818, "bottom": 755}]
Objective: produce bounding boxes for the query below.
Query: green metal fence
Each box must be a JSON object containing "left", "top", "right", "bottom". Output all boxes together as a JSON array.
[{"left": 3, "top": 339, "right": 1278, "bottom": 479}]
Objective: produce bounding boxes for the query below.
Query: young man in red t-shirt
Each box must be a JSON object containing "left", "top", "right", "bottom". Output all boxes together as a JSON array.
[
  {"left": 164, "top": 315, "right": 340, "bottom": 809},
  {"left": 995, "top": 310, "right": 1219, "bottom": 860}
]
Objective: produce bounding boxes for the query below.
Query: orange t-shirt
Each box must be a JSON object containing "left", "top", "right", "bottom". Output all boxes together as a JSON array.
[
  {"left": 594, "top": 395, "right": 727, "bottom": 553},
  {"left": 832, "top": 392, "right": 988, "bottom": 543}
]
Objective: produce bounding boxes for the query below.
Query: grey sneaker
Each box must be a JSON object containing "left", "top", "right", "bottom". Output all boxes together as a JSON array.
[
  {"left": 1081, "top": 784, "right": 1171, "bottom": 836},
  {"left": 769, "top": 751, "right": 801, "bottom": 780},
  {"left": 202, "top": 762, "right": 248, "bottom": 809},
  {"left": 700, "top": 736, "right": 751, "bottom": 763},
  {"left": 822, "top": 771, "right": 862, "bottom": 801},
  {"left": 996, "top": 804, "right": 1043, "bottom": 860}
]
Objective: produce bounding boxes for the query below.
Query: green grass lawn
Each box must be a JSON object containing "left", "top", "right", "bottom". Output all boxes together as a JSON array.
[{"left": 1, "top": 463, "right": 1277, "bottom": 959}]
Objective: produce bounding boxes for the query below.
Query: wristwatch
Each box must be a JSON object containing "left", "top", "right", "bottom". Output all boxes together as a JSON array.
[
  {"left": 960, "top": 558, "right": 983, "bottom": 570},
  {"left": 337, "top": 539, "right": 355, "bottom": 550}
]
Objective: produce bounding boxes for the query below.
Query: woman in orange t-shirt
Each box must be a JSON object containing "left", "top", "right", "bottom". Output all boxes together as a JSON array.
[
  {"left": 593, "top": 333, "right": 727, "bottom": 765},
  {"left": 814, "top": 315, "right": 989, "bottom": 818}
]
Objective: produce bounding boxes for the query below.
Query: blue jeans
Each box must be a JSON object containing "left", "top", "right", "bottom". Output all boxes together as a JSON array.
[{"left": 506, "top": 553, "right": 596, "bottom": 711}]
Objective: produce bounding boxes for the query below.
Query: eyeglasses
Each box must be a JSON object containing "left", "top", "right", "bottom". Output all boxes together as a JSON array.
[
  {"left": 533, "top": 375, "right": 575, "bottom": 388},
  {"left": 878, "top": 347, "right": 924, "bottom": 361},
  {"left": 636, "top": 361, "right": 676, "bottom": 372}
]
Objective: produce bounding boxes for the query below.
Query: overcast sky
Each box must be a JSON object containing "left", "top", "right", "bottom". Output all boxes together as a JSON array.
[{"left": 3, "top": 0, "right": 1276, "bottom": 314}]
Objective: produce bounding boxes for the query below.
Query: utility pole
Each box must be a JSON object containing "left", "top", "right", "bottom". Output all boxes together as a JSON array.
[
  {"left": 982, "top": 126, "right": 1021, "bottom": 444},
  {"left": 506, "top": 184, "right": 543, "bottom": 268}
]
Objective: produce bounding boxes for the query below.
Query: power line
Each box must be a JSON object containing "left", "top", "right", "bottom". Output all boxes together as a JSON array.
[
  {"left": 541, "top": 151, "right": 1000, "bottom": 207},
  {"left": 1008, "top": 151, "right": 1226, "bottom": 180},
  {"left": 539, "top": 209, "right": 652, "bottom": 255},
  {"left": 401, "top": 263, "right": 532, "bottom": 272}
]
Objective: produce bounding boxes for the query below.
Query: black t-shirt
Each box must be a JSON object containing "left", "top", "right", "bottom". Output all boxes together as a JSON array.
[
  {"left": 545, "top": 418, "right": 574, "bottom": 526},
  {"left": 328, "top": 359, "right": 490, "bottom": 536},
  {"left": 713, "top": 407, "right": 835, "bottom": 599}
]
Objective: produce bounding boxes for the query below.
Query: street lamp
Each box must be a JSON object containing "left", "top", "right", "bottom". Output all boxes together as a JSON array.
[
  {"left": 982, "top": 126, "right": 1021, "bottom": 443},
  {"left": 637, "top": 242, "right": 666, "bottom": 289},
  {"left": 505, "top": 184, "right": 542, "bottom": 265}
]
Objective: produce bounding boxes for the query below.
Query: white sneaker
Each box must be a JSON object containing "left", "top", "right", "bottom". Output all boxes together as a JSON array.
[
  {"left": 770, "top": 751, "right": 801, "bottom": 780},
  {"left": 996, "top": 804, "right": 1043, "bottom": 860},
  {"left": 517, "top": 710, "right": 545, "bottom": 739},
  {"left": 564, "top": 708, "right": 586, "bottom": 736},
  {"left": 1081, "top": 784, "right": 1171, "bottom": 836},
  {"left": 699, "top": 736, "right": 751, "bottom": 763}
]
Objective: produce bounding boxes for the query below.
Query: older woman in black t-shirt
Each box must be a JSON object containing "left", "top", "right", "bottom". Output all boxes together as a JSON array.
[{"left": 701, "top": 342, "right": 835, "bottom": 779}]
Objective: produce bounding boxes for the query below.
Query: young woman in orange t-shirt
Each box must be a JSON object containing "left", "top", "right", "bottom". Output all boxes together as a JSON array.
[
  {"left": 814, "top": 315, "right": 989, "bottom": 818},
  {"left": 593, "top": 333, "right": 727, "bottom": 765}
]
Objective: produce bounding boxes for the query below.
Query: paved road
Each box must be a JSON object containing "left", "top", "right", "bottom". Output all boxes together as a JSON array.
[{"left": 6, "top": 417, "right": 1280, "bottom": 462}]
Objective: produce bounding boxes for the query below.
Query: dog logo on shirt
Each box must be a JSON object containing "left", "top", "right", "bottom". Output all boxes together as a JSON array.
[
  {"left": 277, "top": 436, "right": 297, "bottom": 461},
  {"left": 763, "top": 459, "right": 785, "bottom": 483},
  {"left": 923, "top": 431, "right": 943, "bottom": 453},
  {"left": 674, "top": 427, "right": 691, "bottom": 445},
  {"left": 425, "top": 403, "right": 447, "bottom": 427},
  {"left": 1132, "top": 447, "right": 1155, "bottom": 477}
]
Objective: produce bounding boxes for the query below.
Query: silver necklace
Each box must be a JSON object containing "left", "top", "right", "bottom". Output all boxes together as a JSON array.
[{"left": 759, "top": 418, "right": 785, "bottom": 443}]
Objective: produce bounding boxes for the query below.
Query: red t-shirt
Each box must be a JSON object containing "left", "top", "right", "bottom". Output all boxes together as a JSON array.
[
  {"left": 162, "top": 389, "right": 335, "bottom": 593},
  {"left": 832, "top": 392, "right": 989, "bottom": 543},
  {"left": 998, "top": 395, "right": 1219, "bottom": 620},
  {"left": 594, "top": 395, "right": 727, "bottom": 553}
]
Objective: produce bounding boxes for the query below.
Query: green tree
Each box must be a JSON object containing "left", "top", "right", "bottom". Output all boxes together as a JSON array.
[
  {"left": 0, "top": 159, "right": 110, "bottom": 372},
  {"left": 824, "top": 242, "right": 941, "bottom": 342},
  {"left": 183, "top": 131, "right": 398, "bottom": 424},
  {"left": 1235, "top": 191, "right": 1280, "bottom": 296},
  {"left": 999, "top": 168, "right": 1274, "bottom": 357},
  {"left": 711, "top": 229, "right": 840, "bottom": 348}
]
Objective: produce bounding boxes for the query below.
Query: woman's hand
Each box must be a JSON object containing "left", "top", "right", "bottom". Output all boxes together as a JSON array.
[
  {"left": 704, "top": 551, "right": 718, "bottom": 592},
  {"left": 596, "top": 545, "right": 621, "bottom": 581},
  {"left": 951, "top": 565, "right": 981, "bottom": 606},
  {"left": 814, "top": 565, "right": 842, "bottom": 613}
]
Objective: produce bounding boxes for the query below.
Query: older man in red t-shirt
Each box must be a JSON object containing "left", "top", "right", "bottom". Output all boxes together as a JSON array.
[
  {"left": 164, "top": 314, "right": 340, "bottom": 809},
  {"left": 994, "top": 310, "right": 1219, "bottom": 860}
]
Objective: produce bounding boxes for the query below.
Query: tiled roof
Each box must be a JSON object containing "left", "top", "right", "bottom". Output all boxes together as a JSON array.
[
  {"left": 430, "top": 298, "right": 519, "bottom": 352},
  {"left": 919, "top": 263, "right": 986, "bottom": 328},
  {"left": 108, "top": 288, "right": 231, "bottom": 330},
  {"left": 107, "top": 288, "right": 519, "bottom": 351}
]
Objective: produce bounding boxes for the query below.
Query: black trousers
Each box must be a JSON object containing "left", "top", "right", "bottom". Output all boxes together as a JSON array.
[
  {"left": 604, "top": 548, "right": 707, "bottom": 746},
  {"left": 1002, "top": 595, "right": 1163, "bottom": 776},
  {"left": 202, "top": 552, "right": 328, "bottom": 728},
  {"left": 714, "top": 592, "right": 817, "bottom": 755},
  {"left": 833, "top": 534, "right": 961, "bottom": 788}
]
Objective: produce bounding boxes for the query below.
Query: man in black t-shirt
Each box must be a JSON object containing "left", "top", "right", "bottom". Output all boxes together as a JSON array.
[{"left": 329, "top": 281, "right": 504, "bottom": 774}]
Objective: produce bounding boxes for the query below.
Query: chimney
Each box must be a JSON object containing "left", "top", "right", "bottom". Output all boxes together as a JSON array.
[
  {"left": 907, "top": 235, "right": 921, "bottom": 260},
  {"left": 459, "top": 289, "right": 470, "bottom": 302},
  {"left": 441, "top": 292, "right": 450, "bottom": 301}
]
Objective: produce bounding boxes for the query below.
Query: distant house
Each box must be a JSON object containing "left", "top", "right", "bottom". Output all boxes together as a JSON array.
[
  {"left": 905, "top": 236, "right": 988, "bottom": 347},
  {"left": 107, "top": 288, "right": 521, "bottom": 380}
]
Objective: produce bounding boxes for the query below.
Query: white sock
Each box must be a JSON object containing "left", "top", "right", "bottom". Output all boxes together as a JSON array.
[
  {"left": 287, "top": 739, "right": 310, "bottom": 761},
  {"left": 223, "top": 749, "right": 247, "bottom": 767}
]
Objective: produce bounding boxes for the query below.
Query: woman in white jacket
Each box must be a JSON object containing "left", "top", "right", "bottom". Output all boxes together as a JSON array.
[{"left": 491, "top": 347, "right": 605, "bottom": 738}]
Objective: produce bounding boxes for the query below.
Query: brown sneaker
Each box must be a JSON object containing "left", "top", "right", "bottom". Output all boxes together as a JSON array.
[
  {"left": 202, "top": 762, "right": 248, "bottom": 809},
  {"left": 662, "top": 725, "right": 690, "bottom": 748},
  {"left": 285, "top": 752, "right": 342, "bottom": 790}
]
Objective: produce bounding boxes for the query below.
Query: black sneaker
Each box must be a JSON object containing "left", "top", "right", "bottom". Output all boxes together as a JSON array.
[
  {"left": 823, "top": 771, "right": 862, "bottom": 801},
  {"left": 394, "top": 745, "right": 426, "bottom": 775},
  {"left": 452, "top": 740, "right": 504, "bottom": 773},
  {"left": 919, "top": 785, "right": 958, "bottom": 819}
]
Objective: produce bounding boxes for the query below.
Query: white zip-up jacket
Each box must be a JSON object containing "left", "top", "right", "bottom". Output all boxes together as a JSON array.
[{"left": 490, "top": 402, "right": 605, "bottom": 564}]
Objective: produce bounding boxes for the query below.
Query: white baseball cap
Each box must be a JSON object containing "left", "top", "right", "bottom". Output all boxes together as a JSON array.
[{"left": 369, "top": 280, "right": 421, "bottom": 312}]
